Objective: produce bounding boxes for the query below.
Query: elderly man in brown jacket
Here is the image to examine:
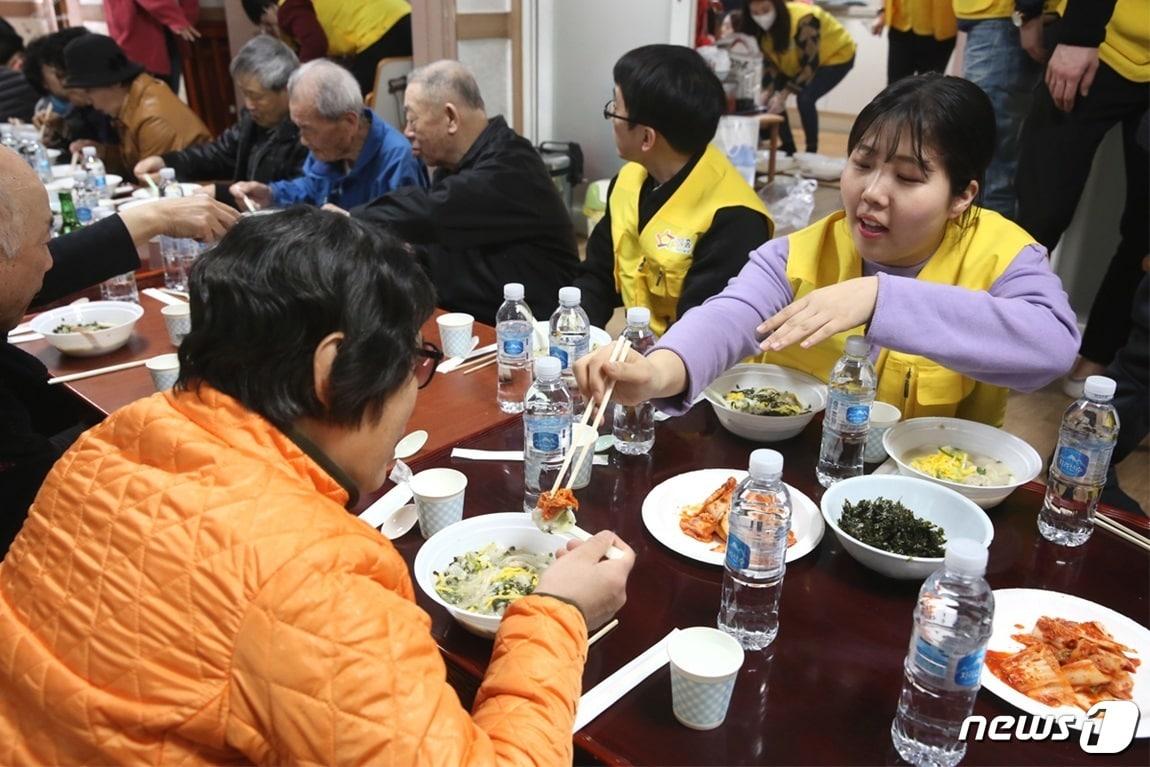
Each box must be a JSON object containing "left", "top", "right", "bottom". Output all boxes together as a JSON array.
[{"left": 63, "top": 33, "right": 209, "bottom": 177}]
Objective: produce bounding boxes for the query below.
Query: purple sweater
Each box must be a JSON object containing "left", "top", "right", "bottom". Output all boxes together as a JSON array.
[{"left": 653, "top": 237, "right": 1080, "bottom": 415}]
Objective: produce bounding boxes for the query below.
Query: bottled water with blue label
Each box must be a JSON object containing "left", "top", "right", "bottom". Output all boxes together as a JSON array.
[
  {"left": 82, "top": 145, "right": 107, "bottom": 195},
  {"left": 549, "top": 286, "right": 590, "bottom": 411},
  {"left": 523, "top": 356, "right": 572, "bottom": 513},
  {"left": 892, "top": 539, "right": 994, "bottom": 767},
  {"left": 816, "top": 335, "right": 877, "bottom": 487},
  {"left": 1039, "top": 375, "right": 1120, "bottom": 547},
  {"left": 612, "top": 307, "right": 656, "bottom": 454},
  {"left": 72, "top": 170, "right": 96, "bottom": 225},
  {"left": 496, "top": 282, "right": 535, "bottom": 414},
  {"left": 717, "top": 449, "right": 791, "bottom": 650}
]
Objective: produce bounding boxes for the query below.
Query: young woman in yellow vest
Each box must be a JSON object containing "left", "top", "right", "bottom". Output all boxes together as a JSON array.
[
  {"left": 575, "top": 73, "right": 1080, "bottom": 428},
  {"left": 871, "top": 0, "right": 958, "bottom": 83},
  {"left": 242, "top": 0, "right": 411, "bottom": 95},
  {"left": 739, "top": 0, "right": 856, "bottom": 155}
]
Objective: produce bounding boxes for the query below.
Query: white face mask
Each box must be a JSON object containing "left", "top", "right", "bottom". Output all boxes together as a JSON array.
[{"left": 752, "top": 9, "right": 777, "bottom": 30}]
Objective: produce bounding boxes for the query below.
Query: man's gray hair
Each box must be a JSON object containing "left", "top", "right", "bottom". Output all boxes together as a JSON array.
[
  {"left": 0, "top": 187, "right": 16, "bottom": 259},
  {"left": 407, "top": 60, "right": 485, "bottom": 112},
  {"left": 287, "top": 59, "right": 363, "bottom": 119},
  {"left": 230, "top": 34, "right": 299, "bottom": 91}
]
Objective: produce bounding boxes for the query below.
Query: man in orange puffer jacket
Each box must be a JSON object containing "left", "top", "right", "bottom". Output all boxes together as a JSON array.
[{"left": 0, "top": 207, "right": 634, "bottom": 765}]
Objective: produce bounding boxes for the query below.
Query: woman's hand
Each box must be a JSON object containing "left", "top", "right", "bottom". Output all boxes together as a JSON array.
[
  {"left": 758, "top": 276, "right": 879, "bottom": 351},
  {"left": 229, "top": 181, "right": 272, "bottom": 210}
]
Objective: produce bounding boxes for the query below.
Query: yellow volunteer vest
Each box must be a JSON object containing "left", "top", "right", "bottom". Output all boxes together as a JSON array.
[
  {"left": 764, "top": 209, "right": 1035, "bottom": 426},
  {"left": 610, "top": 144, "right": 771, "bottom": 337},
  {"left": 952, "top": 0, "right": 1012, "bottom": 20},
  {"left": 885, "top": 0, "right": 958, "bottom": 40},
  {"left": 299, "top": 0, "right": 411, "bottom": 57},
  {"left": 761, "top": 2, "right": 857, "bottom": 79},
  {"left": 1100, "top": 0, "right": 1150, "bottom": 83}
]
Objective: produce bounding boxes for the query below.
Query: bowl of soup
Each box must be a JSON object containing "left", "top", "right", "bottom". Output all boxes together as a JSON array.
[
  {"left": 882, "top": 417, "right": 1043, "bottom": 509},
  {"left": 29, "top": 300, "right": 144, "bottom": 357},
  {"left": 703, "top": 363, "right": 827, "bottom": 442},
  {"left": 413, "top": 513, "right": 563, "bottom": 638}
]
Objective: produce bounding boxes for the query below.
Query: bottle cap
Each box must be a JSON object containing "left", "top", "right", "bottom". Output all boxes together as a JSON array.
[
  {"left": 747, "top": 448, "right": 783, "bottom": 479},
  {"left": 844, "top": 335, "right": 869, "bottom": 357},
  {"left": 944, "top": 538, "right": 988, "bottom": 576},
  {"left": 503, "top": 282, "right": 525, "bottom": 301},
  {"left": 82, "top": 145, "right": 97, "bottom": 157},
  {"left": 159, "top": 168, "right": 176, "bottom": 181},
  {"left": 626, "top": 306, "right": 651, "bottom": 326},
  {"left": 1083, "top": 375, "right": 1116, "bottom": 401},
  {"left": 534, "top": 356, "right": 561, "bottom": 380},
  {"left": 558, "top": 286, "right": 581, "bottom": 306}
]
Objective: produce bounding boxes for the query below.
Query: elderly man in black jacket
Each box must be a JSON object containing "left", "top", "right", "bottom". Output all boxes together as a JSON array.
[
  {"left": 0, "top": 146, "right": 239, "bottom": 557},
  {"left": 350, "top": 60, "right": 578, "bottom": 322},
  {"left": 133, "top": 36, "right": 307, "bottom": 209}
]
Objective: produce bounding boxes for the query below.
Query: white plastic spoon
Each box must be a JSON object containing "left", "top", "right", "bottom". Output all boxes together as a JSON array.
[{"left": 394, "top": 429, "right": 428, "bottom": 460}]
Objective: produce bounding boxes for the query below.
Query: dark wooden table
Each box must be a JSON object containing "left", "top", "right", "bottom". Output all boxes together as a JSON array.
[{"left": 392, "top": 406, "right": 1150, "bottom": 766}]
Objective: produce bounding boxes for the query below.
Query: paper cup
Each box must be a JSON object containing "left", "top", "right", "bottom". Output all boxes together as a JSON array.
[
  {"left": 436, "top": 312, "right": 474, "bottom": 358},
  {"left": 865, "top": 401, "right": 902, "bottom": 463},
  {"left": 161, "top": 303, "right": 191, "bottom": 346},
  {"left": 410, "top": 467, "right": 468, "bottom": 538},
  {"left": 668, "top": 627, "right": 745, "bottom": 730},
  {"left": 145, "top": 353, "right": 180, "bottom": 392},
  {"left": 569, "top": 424, "right": 597, "bottom": 490}
]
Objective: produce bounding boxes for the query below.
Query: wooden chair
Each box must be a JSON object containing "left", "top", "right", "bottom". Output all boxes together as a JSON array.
[{"left": 367, "top": 57, "right": 414, "bottom": 131}]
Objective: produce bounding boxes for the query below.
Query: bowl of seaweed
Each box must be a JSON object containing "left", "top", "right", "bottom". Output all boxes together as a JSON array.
[{"left": 820, "top": 474, "right": 993, "bottom": 579}]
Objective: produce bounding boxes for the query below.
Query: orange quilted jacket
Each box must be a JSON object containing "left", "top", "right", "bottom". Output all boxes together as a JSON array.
[{"left": 0, "top": 386, "right": 587, "bottom": 765}]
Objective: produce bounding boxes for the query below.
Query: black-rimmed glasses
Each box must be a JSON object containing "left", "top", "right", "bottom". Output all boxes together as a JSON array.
[
  {"left": 603, "top": 98, "right": 640, "bottom": 124},
  {"left": 414, "top": 341, "right": 444, "bottom": 389}
]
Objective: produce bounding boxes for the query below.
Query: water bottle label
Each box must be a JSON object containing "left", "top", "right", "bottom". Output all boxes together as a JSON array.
[
  {"left": 825, "top": 393, "right": 872, "bottom": 434},
  {"left": 845, "top": 404, "right": 870, "bottom": 425},
  {"left": 912, "top": 637, "right": 984, "bottom": 689},
  {"left": 502, "top": 338, "right": 525, "bottom": 356},
  {"left": 725, "top": 532, "right": 751, "bottom": 570},
  {"left": 77, "top": 208, "right": 92, "bottom": 224},
  {"left": 93, "top": 176, "right": 106, "bottom": 189},
  {"left": 955, "top": 648, "right": 986, "bottom": 688},
  {"left": 912, "top": 636, "right": 949, "bottom": 679},
  {"left": 549, "top": 345, "right": 569, "bottom": 369},
  {"left": 1056, "top": 446, "right": 1089, "bottom": 479},
  {"left": 532, "top": 431, "right": 561, "bottom": 451}
]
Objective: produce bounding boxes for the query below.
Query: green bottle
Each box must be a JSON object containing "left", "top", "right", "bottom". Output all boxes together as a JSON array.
[{"left": 58, "top": 190, "right": 82, "bottom": 235}]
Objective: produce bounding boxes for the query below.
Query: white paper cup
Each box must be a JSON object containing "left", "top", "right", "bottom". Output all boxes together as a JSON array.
[
  {"left": 436, "top": 312, "right": 475, "bottom": 358},
  {"left": 161, "top": 303, "right": 191, "bottom": 346},
  {"left": 865, "top": 401, "right": 902, "bottom": 463},
  {"left": 569, "top": 424, "right": 597, "bottom": 490},
  {"left": 145, "top": 352, "right": 180, "bottom": 392},
  {"left": 667, "top": 627, "right": 745, "bottom": 730},
  {"left": 410, "top": 467, "right": 468, "bottom": 538}
]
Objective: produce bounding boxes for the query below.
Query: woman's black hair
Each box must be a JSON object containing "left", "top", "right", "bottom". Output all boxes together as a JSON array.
[
  {"left": 613, "top": 44, "right": 726, "bottom": 156},
  {"left": 241, "top": 0, "right": 276, "bottom": 25},
  {"left": 847, "top": 73, "right": 995, "bottom": 223},
  {"left": 739, "top": 0, "right": 791, "bottom": 53},
  {"left": 23, "top": 27, "right": 89, "bottom": 95},
  {"left": 177, "top": 207, "right": 436, "bottom": 431}
]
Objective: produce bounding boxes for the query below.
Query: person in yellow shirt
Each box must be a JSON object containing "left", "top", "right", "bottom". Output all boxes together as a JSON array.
[
  {"left": 871, "top": 0, "right": 957, "bottom": 83},
  {"left": 739, "top": 0, "right": 856, "bottom": 155}
]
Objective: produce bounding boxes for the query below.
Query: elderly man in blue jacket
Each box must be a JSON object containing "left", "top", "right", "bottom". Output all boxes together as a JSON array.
[{"left": 231, "top": 59, "right": 424, "bottom": 209}]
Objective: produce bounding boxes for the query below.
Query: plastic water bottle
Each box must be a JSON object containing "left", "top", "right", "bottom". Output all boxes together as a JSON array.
[
  {"left": 159, "top": 167, "right": 181, "bottom": 198},
  {"left": 612, "top": 306, "right": 656, "bottom": 454},
  {"left": 496, "top": 282, "right": 536, "bottom": 414},
  {"left": 1038, "top": 375, "right": 1120, "bottom": 547},
  {"left": 72, "top": 170, "right": 96, "bottom": 225},
  {"left": 816, "top": 335, "right": 877, "bottom": 487},
  {"left": 717, "top": 449, "right": 791, "bottom": 650},
  {"left": 891, "top": 539, "right": 994, "bottom": 767},
  {"left": 0, "top": 124, "right": 17, "bottom": 151},
  {"left": 522, "top": 356, "right": 572, "bottom": 513},
  {"left": 32, "top": 142, "right": 52, "bottom": 184},
  {"left": 82, "top": 145, "right": 107, "bottom": 195},
  {"left": 549, "top": 286, "right": 590, "bottom": 412}
]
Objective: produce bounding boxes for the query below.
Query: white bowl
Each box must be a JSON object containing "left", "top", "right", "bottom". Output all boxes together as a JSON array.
[
  {"left": 29, "top": 300, "right": 144, "bottom": 357},
  {"left": 882, "top": 417, "right": 1042, "bottom": 509},
  {"left": 413, "top": 512, "right": 564, "bottom": 638},
  {"left": 820, "top": 475, "right": 994, "bottom": 580},
  {"left": 46, "top": 173, "right": 123, "bottom": 192},
  {"left": 703, "top": 363, "right": 827, "bottom": 442}
]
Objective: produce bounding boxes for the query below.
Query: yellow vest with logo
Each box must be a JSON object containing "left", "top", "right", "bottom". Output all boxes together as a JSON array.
[
  {"left": 610, "top": 144, "right": 771, "bottom": 337},
  {"left": 284, "top": 0, "right": 411, "bottom": 57},
  {"left": 764, "top": 209, "right": 1035, "bottom": 426},
  {"left": 1100, "top": 0, "right": 1150, "bottom": 83},
  {"left": 885, "top": 0, "right": 958, "bottom": 40},
  {"left": 761, "top": 2, "right": 857, "bottom": 79}
]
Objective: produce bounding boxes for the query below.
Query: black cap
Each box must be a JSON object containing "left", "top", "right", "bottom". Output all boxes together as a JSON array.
[{"left": 63, "top": 33, "right": 143, "bottom": 89}]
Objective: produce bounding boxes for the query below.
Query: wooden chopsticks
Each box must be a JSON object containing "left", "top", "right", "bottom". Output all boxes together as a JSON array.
[
  {"left": 459, "top": 350, "right": 497, "bottom": 375},
  {"left": 1095, "top": 513, "right": 1150, "bottom": 552}
]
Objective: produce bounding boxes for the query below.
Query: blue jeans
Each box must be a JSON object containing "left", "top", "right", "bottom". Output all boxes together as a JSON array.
[
  {"left": 777, "top": 58, "right": 854, "bottom": 155},
  {"left": 960, "top": 18, "right": 1041, "bottom": 220}
]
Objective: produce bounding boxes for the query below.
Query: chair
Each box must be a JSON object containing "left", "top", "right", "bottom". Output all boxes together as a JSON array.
[{"left": 367, "top": 57, "right": 414, "bottom": 132}]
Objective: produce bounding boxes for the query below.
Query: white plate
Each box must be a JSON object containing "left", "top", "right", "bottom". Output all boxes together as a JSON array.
[
  {"left": 641, "top": 468, "right": 823, "bottom": 566},
  {"left": 981, "top": 588, "right": 1150, "bottom": 738}
]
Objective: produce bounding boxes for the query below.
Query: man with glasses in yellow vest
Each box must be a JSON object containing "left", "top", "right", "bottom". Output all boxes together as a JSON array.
[{"left": 575, "top": 44, "right": 774, "bottom": 337}]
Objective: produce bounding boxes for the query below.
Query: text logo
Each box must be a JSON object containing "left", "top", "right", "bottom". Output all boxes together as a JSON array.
[{"left": 961, "top": 700, "right": 1139, "bottom": 754}]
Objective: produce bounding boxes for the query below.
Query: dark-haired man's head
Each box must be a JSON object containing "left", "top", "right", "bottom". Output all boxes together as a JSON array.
[
  {"left": 24, "top": 27, "right": 89, "bottom": 102},
  {"left": 0, "top": 24, "right": 25, "bottom": 70},
  {"left": 609, "top": 45, "right": 725, "bottom": 168},
  {"left": 241, "top": 0, "right": 280, "bottom": 36}
]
